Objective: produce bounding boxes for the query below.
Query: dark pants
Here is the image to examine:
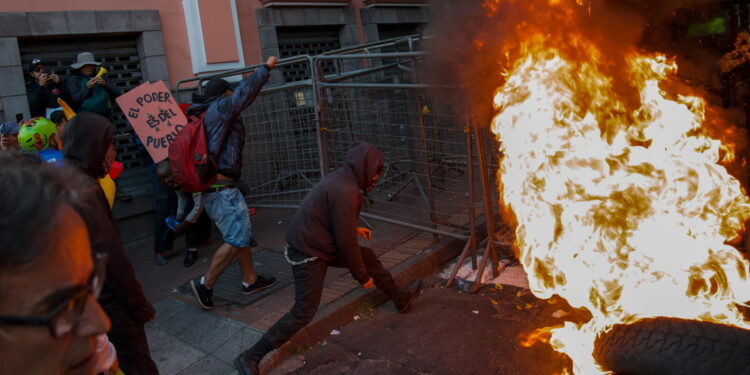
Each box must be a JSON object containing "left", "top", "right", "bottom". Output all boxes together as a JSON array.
[
  {"left": 186, "top": 212, "right": 212, "bottom": 245},
  {"left": 147, "top": 163, "right": 212, "bottom": 253},
  {"left": 258, "top": 246, "right": 404, "bottom": 351},
  {"left": 100, "top": 297, "right": 159, "bottom": 375}
]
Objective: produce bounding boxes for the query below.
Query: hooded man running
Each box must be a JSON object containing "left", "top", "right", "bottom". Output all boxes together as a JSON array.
[{"left": 234, "top": 142, "right": 424, "bottom": 375}]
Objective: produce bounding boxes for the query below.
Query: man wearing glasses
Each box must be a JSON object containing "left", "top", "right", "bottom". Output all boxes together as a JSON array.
[{"left": 0, "top": 160, "right": 111, "bottom": 374}]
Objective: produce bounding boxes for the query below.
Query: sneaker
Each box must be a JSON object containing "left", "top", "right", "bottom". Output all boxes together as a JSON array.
[
  {"left": 164, "top": 215, "right": 181, "bottom": 232},
  {"left": 154, "top": 252, "right": 168, "bottom": 265},
  {"left": 242, "top": 276, "right": 277, "bottom": 295},
  {"left": 396, "top": 278, "right": 423, "bottom": 313},
  {"left": 190, "top": 278, "right": 214, "bottom": 310},
  {"left": 183, "top": 250, "right": 199, "bottom": 268}
]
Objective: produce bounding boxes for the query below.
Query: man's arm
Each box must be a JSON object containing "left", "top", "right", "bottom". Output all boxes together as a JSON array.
[
  {"left": 330, "top": 189, "right": 370, "bottom": 284},
  {"left": 224, "top": 56, "right": 277, "bottom": 119},
  {"left": 184, "top": 193, "right": 204, "bottom": 224}
]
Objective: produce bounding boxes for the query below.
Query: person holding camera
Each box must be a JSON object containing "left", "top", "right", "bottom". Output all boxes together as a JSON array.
[{"left": 26, "top": 58, "right": 66, "bottom": 118}]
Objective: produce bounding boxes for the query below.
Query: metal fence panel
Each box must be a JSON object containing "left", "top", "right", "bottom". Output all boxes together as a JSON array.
[
  {"left": 173, "top": 36, "right": 483, "bottom": 242},
  {"left": 241, "top": 83, "right": 321, "bottom": 206},
  {"left": 320, "top": 84, "right": 472, "bottom": 238}
]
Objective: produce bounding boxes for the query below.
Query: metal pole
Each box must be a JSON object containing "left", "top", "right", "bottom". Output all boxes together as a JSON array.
[
  {"left": 467, "top": 126, "right": 478, "bottom": 270},
  {"left": 245, "top": 208, "right": 470, "bottom": 240},
  {"left": 313, "top": 58, "right": 329, "bottom": 176},
  {"left": 360, "top": 213, "right": 469, "bottom": 240},
  {"left": 318, "top": 83, "right": 433, "bottom": 89},
  {"left": 445, "top": 124, "right": 479, "bottom": 287},
  {"left": 471, "top": 120, "right": 501, "bottom": 293},
  {"left": 409, "top": 56, "right": 440, "bottom": 242},
  {"left": 173, "top": 55, "right": 313, "bottom": 100},
  {"left": 316, "top": 52, "right": 427, "bottom": 60}
]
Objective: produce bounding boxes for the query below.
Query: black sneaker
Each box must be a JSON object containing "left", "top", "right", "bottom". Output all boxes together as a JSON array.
[
  {"left": 190, "top": 278, "right": 214, "bottom": 310},
  {"left": 183, "top": 250, "right": 198, "bottom": 268},
  {"left": 242, "top": 276, "right": 277, "bottom": 295},
  {"left": 396, "top": 278, "right": 423, "bottom": 313}
]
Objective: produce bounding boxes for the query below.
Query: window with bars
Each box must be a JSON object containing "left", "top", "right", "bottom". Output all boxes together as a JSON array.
[
  {"left": 277, "top": 26, "right": 342, "bottom": 82},
  {"left": 377, "top": 23, "right": 422, "bottom": 41}
]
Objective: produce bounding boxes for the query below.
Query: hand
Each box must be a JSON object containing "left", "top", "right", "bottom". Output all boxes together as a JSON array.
[
  {"left": 266, "top": 56, "right": 278, "bottom": 69},
  {"left": 86, "top": 77, "right": 98, "bottom": 88},
  {"left": 362, "top": 278, "right": 374, "bottom": 289},
  {"left": 49, "top": 74, "right": 60, "bottom": 84},
  {"left": 96, "top": 77, "right": 106, "bottom": 86},
  {"left": 38, "top": 74, "right": 49, "bottom": 86},
  {"left": 356, "top": 227, "right": 372, "bottom": 241}
]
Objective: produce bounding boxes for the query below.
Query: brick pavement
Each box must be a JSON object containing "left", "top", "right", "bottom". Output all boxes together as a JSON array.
[{"left": 127, "top": 208, "right": 463, "bottom": 375}]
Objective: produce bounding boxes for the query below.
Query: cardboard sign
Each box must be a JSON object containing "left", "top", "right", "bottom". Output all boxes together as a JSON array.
[{"left": 116, "top": 81, "right": 188, "bottom": 163}]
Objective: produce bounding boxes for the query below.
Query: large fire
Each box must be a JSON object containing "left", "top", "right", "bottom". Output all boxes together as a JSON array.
[{"left": 487, "top": 2, "right": 750, "bottom": 374}]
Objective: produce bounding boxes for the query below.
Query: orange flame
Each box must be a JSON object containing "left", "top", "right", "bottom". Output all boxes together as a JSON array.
[
  {"left": 489, "top": 6, "right": 750, "bottom": 374},
  {"left": 520, "top": 326, "right": 556, "bottom": 347}
]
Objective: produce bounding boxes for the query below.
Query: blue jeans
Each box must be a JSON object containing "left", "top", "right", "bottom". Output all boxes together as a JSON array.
[{"left": 203, "top": 187, "right": 252, "bottom": 248}]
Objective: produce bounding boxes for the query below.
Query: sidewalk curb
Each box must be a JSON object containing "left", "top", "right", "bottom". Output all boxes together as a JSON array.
[{"left": 260, "top": 233, "right": 467, "bottom": 374}]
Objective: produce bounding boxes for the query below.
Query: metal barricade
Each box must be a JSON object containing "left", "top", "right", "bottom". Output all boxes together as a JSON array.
[
  {"left": 315, "top": 52, "right": 472, "bottom": 240},
  {"left": 173, "top": 56, "right": 323, "bottom": 206},
  {"left": 171, "top": 36, "right": 479, "bottom": 241}
]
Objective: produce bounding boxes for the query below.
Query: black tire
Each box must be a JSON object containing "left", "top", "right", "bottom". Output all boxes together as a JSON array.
[{"left": 593, "top": 317, "right": 750, "bottom": 375}]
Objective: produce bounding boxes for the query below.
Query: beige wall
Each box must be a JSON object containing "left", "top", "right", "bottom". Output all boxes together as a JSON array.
[
  {"left": 0, "top": 1, "right": 199, "bottom": 83},
  {"left": 0, "top": 1, "right": 376, "bottom": 84},
  {"left": 237, "top": 1, "right": 264, "bottom": 68}
]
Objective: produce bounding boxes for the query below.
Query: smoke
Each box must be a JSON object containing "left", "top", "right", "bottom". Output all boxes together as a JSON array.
[{"left": 423, "top": 0, "right": 739, "bottom": 125}]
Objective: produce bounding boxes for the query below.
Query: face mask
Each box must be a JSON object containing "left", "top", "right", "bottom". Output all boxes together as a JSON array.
[{"left": 102, "top": 144, "right": 116, "bottom": 174}]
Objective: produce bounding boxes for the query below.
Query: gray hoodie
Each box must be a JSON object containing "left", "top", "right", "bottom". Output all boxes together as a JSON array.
[{"left": 285, "top": 142, "right": 384, "bottom": 284}]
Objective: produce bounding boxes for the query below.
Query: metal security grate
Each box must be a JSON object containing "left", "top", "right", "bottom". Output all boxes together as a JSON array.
[
  {"left": 19, "top": 34, "right": 148, "bottom": 195},
  {"left": 377, "top": 23, "right": 422, "bottom": 41},
  {"left": 277, "top": 26, "right": 341, "bottom": 82}
]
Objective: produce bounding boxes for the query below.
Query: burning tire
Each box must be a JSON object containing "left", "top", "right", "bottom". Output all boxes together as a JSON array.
[{"left": 593, "top": 317, "right": 750, "bottom": 375}]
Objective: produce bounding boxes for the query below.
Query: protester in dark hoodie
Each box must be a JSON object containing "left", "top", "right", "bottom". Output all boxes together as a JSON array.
[
  {"left": 189, "top": 57, "right": 279, "bottom": 310},
  {"left": 233, "top": 142, "right": 424, "bottom": 375},
  {"left": 63, "top": 111, "right": 159, "bottom": 375}
]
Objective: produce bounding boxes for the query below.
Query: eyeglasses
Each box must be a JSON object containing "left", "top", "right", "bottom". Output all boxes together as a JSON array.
[{"left": 0, "top": 252, "right": 107, "bottom": 338}]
